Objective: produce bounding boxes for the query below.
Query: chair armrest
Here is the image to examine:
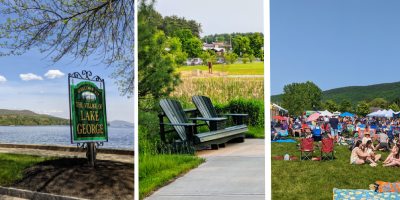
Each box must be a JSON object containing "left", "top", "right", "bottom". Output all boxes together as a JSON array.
[
  {"left": 161, "top": 123, "right": 196, "bottom": 126},
  {"left": 184, "top": 108, "right": 197, "bottom": 112},
  {"left": 223, "top": 113, "right": 248, "bottom": 117},
  {"left": 188, "top": 117, "right": 227, "bottom": 122}
]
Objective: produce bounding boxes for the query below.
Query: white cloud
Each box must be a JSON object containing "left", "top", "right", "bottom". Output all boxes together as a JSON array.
[
  {"left": 0, "top": 75, "right": 6, "bottom": 83},
  {"left": 20, "top": 73, "right": 43, "bottom": 81},
  {"left": 44, "top": 69, "right": 65, "bottom": 79}
]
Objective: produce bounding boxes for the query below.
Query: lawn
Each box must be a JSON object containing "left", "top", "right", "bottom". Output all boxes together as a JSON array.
[
  {"left": 176, "top": 62, "right": 264, "bottom": 75},
  {"left": 272, "top": 141, "right": 400, "bottom": 200},
  {"left": 139, "top": 154, "right": 204, "bottom": 199},
  {"left": 0, "top": 153, "right": 48, "bottom": 185}
]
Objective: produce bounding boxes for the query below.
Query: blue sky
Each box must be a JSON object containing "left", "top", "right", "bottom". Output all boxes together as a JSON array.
[
  {"left": 271, "top": 0, "right": 400, "bottom": 95},
  {"left": 155, "top": 0, "right": 263, "bottom": 36},
  {"left": 0, "top": 49, "right": 134, "bottom": 123}
]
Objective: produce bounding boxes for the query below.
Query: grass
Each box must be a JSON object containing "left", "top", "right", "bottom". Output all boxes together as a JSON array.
[
  {"left": 246, "top": 126, "right": 265, "bottom": 139},
  {"left": 272, "top": 141, "right": 400, "bottom": 200},
  {"left": 139, "top": 154, "right": 204, "bottom": 199},
  {"left": 0, "top": 153, "right": 48, "bottom": 185},
  {"left": 171, "top": 77, "right": 264, "bottom": 106},
  {"left": 176, "top": 62, "right": 264, "bottom": 75}
]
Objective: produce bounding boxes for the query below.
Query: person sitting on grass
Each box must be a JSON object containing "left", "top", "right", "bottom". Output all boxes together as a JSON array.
[
  {"left": 365, "top": 140, "right": 381, "bottom": 162},
  {"left": 292, "top": 119, "right": 302, "bottom": 137},
  {"left": 350, "top": 140, "right": 378, "bottom": 167},
  {"left": 301, "top": 121, "right": 311, "bottom": 138},
  {"left": 383, "top": 142, "right": 400, "bottom": 167},
  {"left": 375, "top": 131, "right": 389, "bottom": 151},
  {"left": 362, "top": 132, "right": 374, "bottom": 149},
  {"left": 383, "top": 141, "right": 400, "bottom": 164},
  {"left": 272, "top": 120, "right": 289, "bottom": 140}
]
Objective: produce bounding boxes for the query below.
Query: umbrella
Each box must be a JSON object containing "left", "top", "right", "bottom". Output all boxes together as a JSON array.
[
  {"left": 307, "top": 112, "right": 320, "bottom": 122},
  {"left": 340, "top": 112, "right": 354, "bottom": 117},
  {"left": 273, "top": 116, "right": 287, "bottom": 121},
  {"left": 319, "top": 110, "right": 333, "bottom": 117}
]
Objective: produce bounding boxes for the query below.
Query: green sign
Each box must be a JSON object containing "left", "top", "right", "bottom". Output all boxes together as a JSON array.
[{"left": 69, "top": 81, "right": 108, "bottom": 143}]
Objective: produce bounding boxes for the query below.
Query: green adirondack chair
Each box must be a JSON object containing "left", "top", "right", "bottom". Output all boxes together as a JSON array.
[
  {"left": 192, "top": 95, "right": 249, "bottom": 130},
  {"left": 159, "top": 99, "right": 247, "bottom": 149}
]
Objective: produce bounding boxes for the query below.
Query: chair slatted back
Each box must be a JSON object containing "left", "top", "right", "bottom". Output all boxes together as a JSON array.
[
  {"left": 192, "top": 95, "right": 218, "bottom": 126},
  {"left": 160, "top": 99, "right": 188, "bottom": 141}
]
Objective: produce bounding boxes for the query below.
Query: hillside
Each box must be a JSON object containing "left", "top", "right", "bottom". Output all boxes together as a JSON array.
[
  {"left": 271, "top": 81, "right": 400, "bottom": 104},
  {"left": 0, "top": 109, "right": 69, "bottom": 126}
]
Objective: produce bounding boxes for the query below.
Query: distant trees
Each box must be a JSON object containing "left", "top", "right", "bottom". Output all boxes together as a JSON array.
[
  {"left": 173, "top": 29, "right": 203, "bottom": 58},
  {"left": 322, "top": 100, "right": 339, "bottom": 112},
  {"left": 202, "top": 32, "right": 264, "bottom": 60},
  {"left": 339, "top": 100, "right": 353, "bottom": 113},
  {"left": 224, "top": 52, "right": 238, "bottom": 64},
  {"left": 355, "top": 101, "right": 370, "bottom": 116},
  {"left": 282, "top": 81, "right": 322, "bottom": 116},
  {"left": 161, "top": 15, "right": 202, "bottom": 38}
]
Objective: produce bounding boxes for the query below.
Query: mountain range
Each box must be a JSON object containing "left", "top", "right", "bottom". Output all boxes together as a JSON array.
[
  {"left": 0, "top": 109, "right": 134, "bottom": 127},
  {"left": 271, "top": 81, "right": 400, "bottom": 104}
]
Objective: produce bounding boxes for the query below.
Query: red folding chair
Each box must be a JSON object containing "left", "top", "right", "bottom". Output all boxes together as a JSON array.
[
  {"left": 321, "top": 138, "right": 334, "bottom": 160},
  {"left": 300, "top": 138, "right": 314, "bottom": 160}
]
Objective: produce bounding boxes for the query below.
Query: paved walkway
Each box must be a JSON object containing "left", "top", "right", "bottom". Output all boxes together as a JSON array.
[
  {"left": 0, "top": 147, "right": 133, "bottom": 164},
  {"left": 146, "top": 139, "right": 265, "bottom": 200}
]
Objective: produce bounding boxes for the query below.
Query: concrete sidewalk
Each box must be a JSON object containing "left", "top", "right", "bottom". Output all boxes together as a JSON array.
[{"left": 146, "top": 139, "right": 265, "bottom": 200}]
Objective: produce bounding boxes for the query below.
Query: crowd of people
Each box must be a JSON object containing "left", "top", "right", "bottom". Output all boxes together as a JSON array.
[{"left": 271, "top": 113, "right": 400, "bottom": 167}]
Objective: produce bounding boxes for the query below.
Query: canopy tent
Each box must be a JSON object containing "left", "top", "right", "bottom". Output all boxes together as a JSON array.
[
  {"left": 273, "top": 116, "right": 287, "bottom": 121},
  {"left": 333, "top": 111, "right": 341, "bottom": 116},
  {"left": 271, "top": 104, "right": 288, "bottom": 113},
  {"left": 340, "top": 112, "right": 354, "bottom": 117},
  {"left": 305, "top": 110, "right": 317, "bottom": 117},
  {"left": 367, "top": 109, "right": 396, "bottom": 118},
  {"left": 319, "top": 110, "right": 333, "bottom": 117}
]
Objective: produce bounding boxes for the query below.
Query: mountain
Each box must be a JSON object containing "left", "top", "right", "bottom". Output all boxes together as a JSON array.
[
  {"left": 0, "top": 109, "right": 69, "bottom": 126},
  {"left": 271, "top": 81, "right": 400, "bottom": 104},
  {"left": 109, "top": 120, "right": 134, "bottom": 128}
]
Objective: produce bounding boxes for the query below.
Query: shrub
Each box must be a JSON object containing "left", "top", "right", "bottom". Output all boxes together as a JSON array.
[{"left": 223, "top": 98, "right": 264, "bottom": 127}]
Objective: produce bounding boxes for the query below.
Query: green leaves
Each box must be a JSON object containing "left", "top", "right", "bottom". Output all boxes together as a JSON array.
[{"left": 282, "top": 81, "right": 322, "bottom": 116}]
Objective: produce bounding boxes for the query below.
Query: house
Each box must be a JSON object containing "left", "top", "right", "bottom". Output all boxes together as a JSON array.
[{"left": 202, "top": 42, "right": 231, "bottom": 55}]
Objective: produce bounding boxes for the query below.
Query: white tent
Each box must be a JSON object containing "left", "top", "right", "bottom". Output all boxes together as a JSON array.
[
  {"left": 333, "top": 111, "right": 341, "bottom": 116},
  {"left": 384, "top": 109, "right": 395, "bottom": 118},
  {"left": 319, "top": 110, "right": 333, "bottom": 117}
]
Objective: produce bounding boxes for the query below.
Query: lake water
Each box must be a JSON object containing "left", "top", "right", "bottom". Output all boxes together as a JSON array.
[{"left": 0, "top": 126, "right": 134, "bottom": 150}]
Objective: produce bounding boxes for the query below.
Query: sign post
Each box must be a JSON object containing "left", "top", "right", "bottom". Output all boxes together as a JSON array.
[{"left": 68, "top": 70, "right": 108, "bottom": 167}]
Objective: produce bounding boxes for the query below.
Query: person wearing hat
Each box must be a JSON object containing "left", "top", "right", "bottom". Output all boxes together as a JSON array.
[{"left": 362, "top": 132, "right": 374, "bottom": 147}]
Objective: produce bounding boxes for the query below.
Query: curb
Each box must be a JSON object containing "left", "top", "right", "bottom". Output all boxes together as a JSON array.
[
  {"left": 0, "top": 144, "right": 134, "bottom": 156},
  {"left": 0, "top": 187, "right": 88, "bottom": 200}
]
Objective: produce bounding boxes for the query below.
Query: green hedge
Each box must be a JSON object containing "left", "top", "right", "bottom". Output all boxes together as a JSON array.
[{"left": 216, "top": 98, "right": 264, "bottom": 127}]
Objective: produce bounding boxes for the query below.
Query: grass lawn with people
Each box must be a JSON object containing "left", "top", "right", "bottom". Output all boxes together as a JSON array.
[
  {"left": 0, "top": 153, "right": 48, "bottom": 185},
  {"left": 272, "top": 141, "right": 400, "bottom": 200},
  {"left": 176, "top": 62, "right": 264, "bottom": 75}
]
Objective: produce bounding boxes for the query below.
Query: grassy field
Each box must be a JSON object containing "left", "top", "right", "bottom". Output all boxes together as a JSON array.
[
  {"left": 171, "top": 77, "right": 264, "bottom": 106},
  {"left": 0, "top": 153, "right": 47, "bottom": 185},
  {"left": 139, "top": 154, "right": 204, "bottom": 199},
  {"left": 272, "top": 141, "right": 400, "bottom": 200},
  {"left": 176, "top": 62, "right": 264, "bottom": 75}
]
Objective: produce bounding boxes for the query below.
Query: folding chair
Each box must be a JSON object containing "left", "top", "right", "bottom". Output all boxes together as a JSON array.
[
  {"left": 321, "top": 138, "right": 334, "bottom": 160},
  {"left": 300, "top": 138, "right": 314, "bottom": 160}
]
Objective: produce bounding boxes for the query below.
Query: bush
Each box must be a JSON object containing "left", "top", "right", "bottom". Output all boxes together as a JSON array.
[{"left": 221, "top": 98, "right": 264, "bottom": 127}]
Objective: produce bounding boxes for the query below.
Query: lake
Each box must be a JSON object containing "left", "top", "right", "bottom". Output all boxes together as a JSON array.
[{"left": 0, "top": 126, "right": 134, "bottom": 150}]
